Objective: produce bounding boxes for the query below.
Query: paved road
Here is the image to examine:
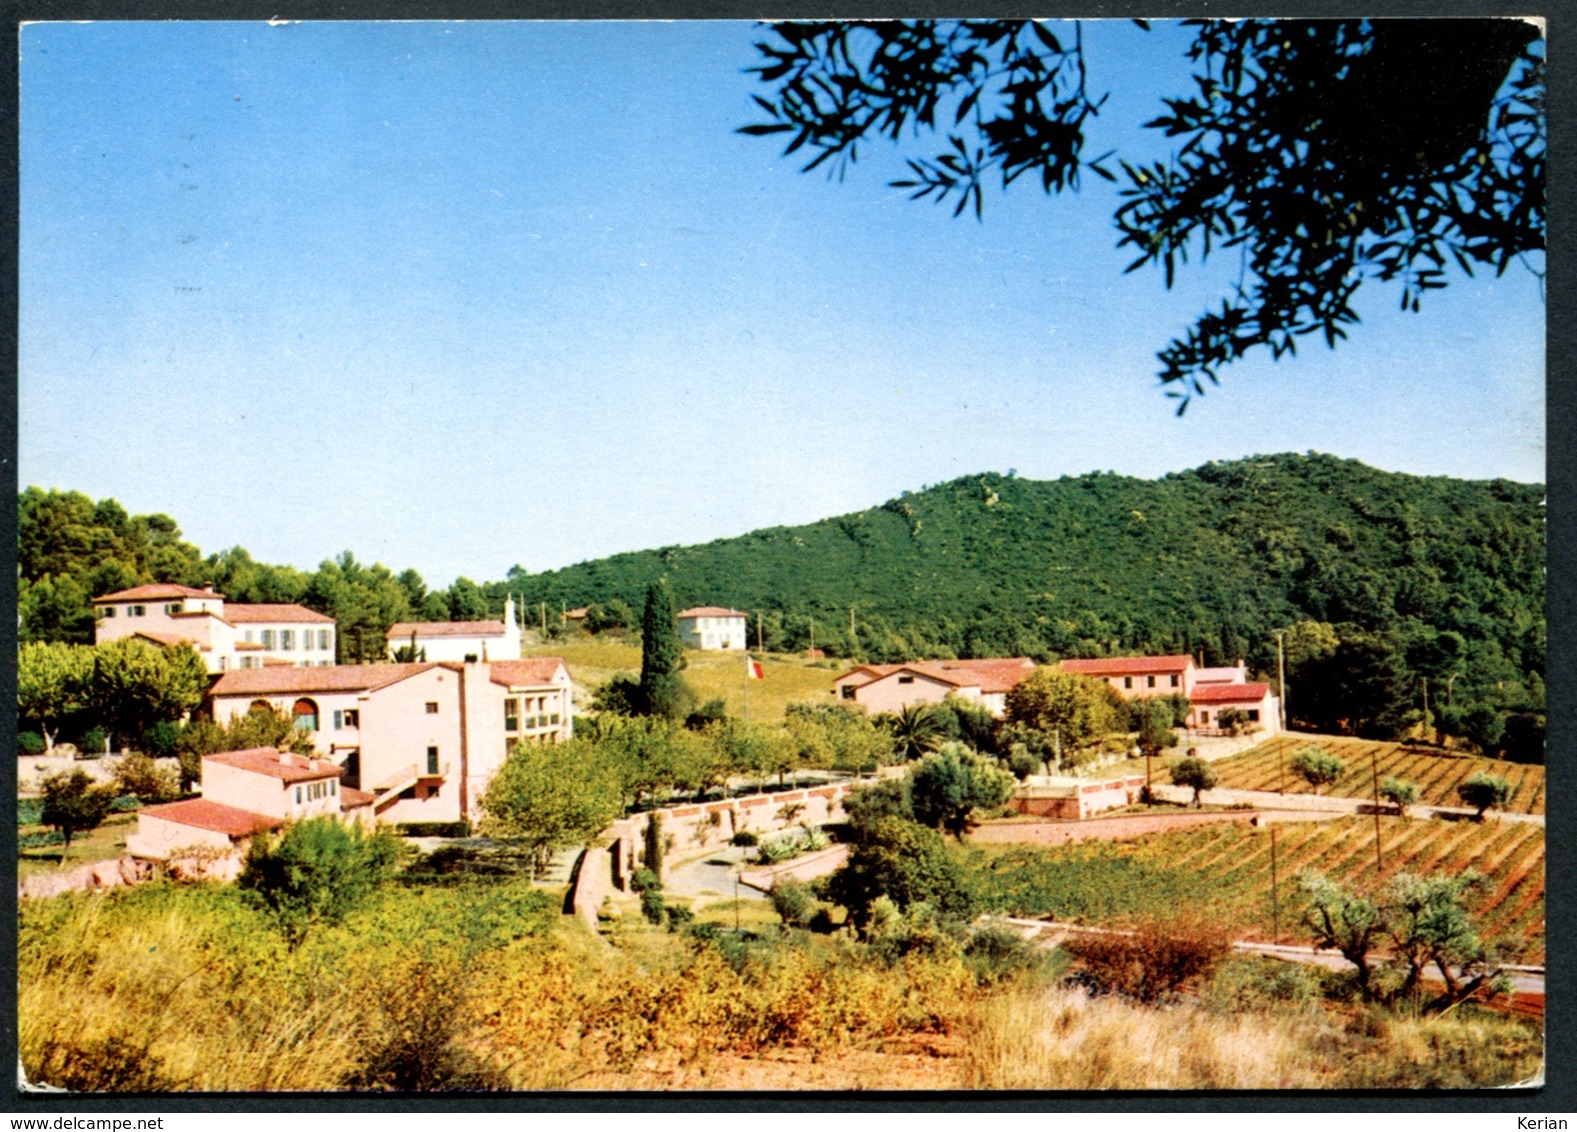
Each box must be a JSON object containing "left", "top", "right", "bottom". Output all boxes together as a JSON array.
[{"left": 664, "top": 845, "right": 768, "bottom": 904}]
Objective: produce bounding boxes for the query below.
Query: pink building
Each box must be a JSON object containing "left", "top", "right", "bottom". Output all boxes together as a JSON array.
[
  {"left": 206, "top": 657, "right": 572, "bottom": 826},
  {"left": 126, "top": 748, "right": 375, "bottom": 866},
  {"left": 93, "top": 584, "right": 335, "bottom": 673},
  {"left": 833, "top": 657, "right": 1037, "bottom": 717},
  {"left": 1057, "top": 654, "right": 1280, "bottom": 735}
]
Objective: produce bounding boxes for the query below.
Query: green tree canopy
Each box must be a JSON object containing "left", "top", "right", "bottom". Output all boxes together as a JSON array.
[
  {"left": 1002, "top": 667, "right": 1124, "bottom": 759},
  {"left": 1289, "top": 746, "right": 1346, "bottom": 795},
  {"left": 17, "top": 641, "right": 94, "bottom": 754},
  {"left": 907, "top": 742, "right": 1015, "bottom": 839},
  {"left": 1170, "top": 756, "right": 1218, "bottom": 808},
  {"left": 825, "top": 816, "right": 972, "bottom": 932},
  {"left": 88, "top": 639, "right": 208, "bottom": 750},
  {"left": 479, "top": 739, "right": 624, "bottom": 874},
  {"left": 38, "top": 769, "right": 118, "bottom": 861},
  {"left": 1456, "top": 772, "right": 1512, "bottom": 821},
  {"left": 742, "top": 19, "right": 1543, "bottom": 408}
]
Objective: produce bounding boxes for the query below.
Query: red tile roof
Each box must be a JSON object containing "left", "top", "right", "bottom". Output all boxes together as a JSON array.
[
  {"left": 489, "top": 658, "right": 569, "bottom": 688},
  {"left": 129, "top": 630, "right": 200, "bottom": 649},
  {"left": 1190, "top": 682, "right": 1272, "bottom": 704},
  {"left": 137, "top": 798, "right": 280, "bottom": 838},
  {"left": 386, "top": 620, "right": 506, "bottom": 639},
  {"left": 210, "top": 663, "right": 437, "bottom": 697},
  {"left": 340, "top": 787, "right": 376, "bottom": 810},
  {"left": 677, "top": 607, "right": 748, "bottom": 619},
  {"left": 205, "top": 748, "right": 344, "bottom": 782},
  {"left": 94, "top": 584, "right": 222, "bottom": 603},
  {"left": 1060, "top": 655, "right": 1194, "bottom": 676},
  {"left": 224, "top": 603, "right": 335, "bottom": 624},
  {"left": 842, "top": 657, "right": 1037, "bottom": 695}
]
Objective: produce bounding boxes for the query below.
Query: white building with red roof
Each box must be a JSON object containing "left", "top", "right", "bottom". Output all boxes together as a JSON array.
[
  {"left": 92, "top": 584, "right": 336, "bottom": 673},
  {"left": 1057, "top": 654, "right": 1280, "bottom": 734},
  {"left": 385, "top": 596, "right": 521, "bottom": 662},
  {"left": 677, "top": 606, "right": 748, "bottom": 650},
  {"left": 833, "top": 657, "right": 1037, "bottom": 718}
]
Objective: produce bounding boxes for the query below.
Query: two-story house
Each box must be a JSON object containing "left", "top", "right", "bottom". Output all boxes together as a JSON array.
[
  {"left": 677, "top": 606, "right": 748, "bottom": 650},
  {"left": 1058, "top": 654, "right": 1280, "bottom": 734},
  {"left": 833, "top": 657, "right": 1038, "bottom": 718},
  {"left": 385, "top": 596, "right": 522, "bottom": 662},
  {"left": 92, "top": 584, "right": 336, "bottom": 673}
]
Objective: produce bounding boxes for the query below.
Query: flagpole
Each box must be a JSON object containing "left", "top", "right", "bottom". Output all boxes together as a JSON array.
[{"left": 743, "top": 650, "right": 750, "bottom": 725}]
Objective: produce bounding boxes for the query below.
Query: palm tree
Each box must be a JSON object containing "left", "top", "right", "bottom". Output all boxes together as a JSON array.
[{"left": 883, "top": 703, "right": 948, "bottom": 762}]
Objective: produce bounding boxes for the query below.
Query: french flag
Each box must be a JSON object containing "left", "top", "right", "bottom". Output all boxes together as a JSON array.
[{"left": 746, "top": 655, "right": 764, "bottom": 680}]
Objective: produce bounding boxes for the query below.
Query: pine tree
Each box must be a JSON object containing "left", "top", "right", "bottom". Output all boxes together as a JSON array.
[{"left": 638, "top": 579, "right": 685, "bottom": 718}]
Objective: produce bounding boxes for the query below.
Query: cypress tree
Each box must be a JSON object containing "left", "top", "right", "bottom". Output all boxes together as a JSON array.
[
  {"left": 643, "top": 811, "right": 664, "bottom": 875},
  {"left": 638, "top": 579, "right": 685, "bottom": 718}
]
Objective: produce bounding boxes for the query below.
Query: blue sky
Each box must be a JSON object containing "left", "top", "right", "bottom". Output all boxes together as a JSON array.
[{"left": 20, "top": 20, "right": 1545, "bottom": 587}]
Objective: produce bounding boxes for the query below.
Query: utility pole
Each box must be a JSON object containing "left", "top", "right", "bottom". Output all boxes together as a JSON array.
[
  {"left": 1372, "top": 748, "right": 1384, "bottom": 877},
  {"left": 808, "top": 616, "right": 815, "bottom": 654},
  {"left": 1273, "top": 628, "right": 1288, "bottom": 732},
  {"left": 1421, "top": 677, "right": 1430, "bottom": 739},
  {"left": 757, "top": 610, "right": 763, "bottom": 651},
  {"left": 540, "top": 602, "right": 546, "bottom": 637},
  {"left": 1271, "top": 826, "right": 1281, "bottom": 946}
]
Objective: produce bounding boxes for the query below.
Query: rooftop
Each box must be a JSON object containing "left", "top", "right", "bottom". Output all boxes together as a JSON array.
[
  {"left": 136, "top": 798, "right": 281, "bottom": 838},
  {"left": 677, "top": 606, "right": 748, "bottom": 619},
  {"left": 489, "top": 658, "right": 570, "bottom": 688},
  {"left": 224, "top": 603, "right": 336, "bottom": 624},
  {"left": 210, "top": 663, "right": 438, "bottom": 697},
  {"left": 94, "top": 583, "right": 221, "bottom": 603},
  {"left": 386, "top": 620, "right": 507, "bottom": 639},
  {"left": 205, "top": 748, "right": 344, "bottom": 782},
  {"left": 1190, "top": 682, "right": 1272, "bottom": 704},
  {"left": 1059, "top": 655, "right": 1195, "bottom": 676}
]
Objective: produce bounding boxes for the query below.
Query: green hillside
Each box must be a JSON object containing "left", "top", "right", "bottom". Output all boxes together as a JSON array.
[{"left": 495, "top": 453, "right": 1543, "bottom": 710}]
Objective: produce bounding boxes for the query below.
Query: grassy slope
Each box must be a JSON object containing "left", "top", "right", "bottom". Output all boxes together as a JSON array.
[
  {"left": 523, "top": 635, "right": 840, "bottom": 724},
  {"left": 17, "top": 812, "right": 138, "bottom": 880}
]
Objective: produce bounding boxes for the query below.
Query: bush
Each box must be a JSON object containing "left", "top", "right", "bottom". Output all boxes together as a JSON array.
[
  {"left": 1065, "top": 915, "right": 1232, "bottom": 1004},
  {"left": 141, "top": 721, "right": 182, "bottom": 759},
  {"left": 730, "top": 831, "right": 759, "bottom": 847},
  {"left": 78, "top": 727, "right": 107, "bottom": 757},
  {"left": 18, "top": 731, "right": 45, "bottom": 756},
  {"left": 664, "top": 904, "right": 695, "bottom": 932},
  {"left": 17, "top": 798, "right": 43, "bottom": 826},
  {"left": 239, "top": 818, "right": 403, "bottom": 947},
  {"left": 629, "top": 867, "right": 661, "bottom": 894},
  {"left": 39, "top": 769, "right": 117, "bottom": 853},
  {"left": 639, "top": 888, "right": 666, "bottom": 925},
  {"left": 1378, "top": 776, "right": 1421, "bottom": 816},
  {"left": 770, "top": 878, "right": 813, "bottom": 926},
  {"left": 112, "top": 752, "right": 179, "bottom": 803},
  {"left": 826, "top": 816, "right": 972, "bottom": 931}
]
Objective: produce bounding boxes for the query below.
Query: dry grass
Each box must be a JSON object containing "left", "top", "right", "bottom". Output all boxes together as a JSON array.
[{"left": 958, "top": 982, "right": 1542, "bottom": 1090}]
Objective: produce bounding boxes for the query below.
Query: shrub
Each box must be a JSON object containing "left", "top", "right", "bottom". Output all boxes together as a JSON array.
[
  {"left": 963, "top": 922, "right": 1036, "bottom": 984},
  {"left": 643, "top": 812, "right": 664, "bottom": 874},
  {"left": 1065, "top": 915, "right": 1232, "bottom": 1004},
  {"left": 731, "top": 831, "right": 759, "bottom": 847},
  {"left": 639, "top": 888, "right": 666, "bottom": 925},
  {"left": 17, "top": 797, "right": 43, "bottom": 826},
  {"left": 112, "top": 752, "right": 179, "bottom": 803},
  {"left": 78, "top": 727, "right": 107, "bottom": 757},
  {"left": 141, "top": 721, "right": 182, "bottom": 759},
  {"left": 18, "top": 731, "right": 45, "bottom": 756},
  {"left": 629, "top": 867, "right": 661, "bottom": 894},
  {"left": 770, "top": 878, "right": 813, "bottom": 926},
  {"left": 826, "top": 817, "right": 972, "bottom": 932},
  {"left": 238, "top": 818, "right": 403, "bottom": 947},
  {"left": 1007, "top": 749, "right": 1040, "bottom": 780},
  {"left": 664, "top": 904, "right": 694, "bottom": 932}
]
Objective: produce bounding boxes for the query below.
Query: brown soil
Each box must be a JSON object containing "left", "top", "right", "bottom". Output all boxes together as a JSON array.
[{"left": 568, "top": 1034, "right": 968, "bottom": 1090}]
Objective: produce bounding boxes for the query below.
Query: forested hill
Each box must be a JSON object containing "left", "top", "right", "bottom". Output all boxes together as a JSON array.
[
  {"left": 501, "top": 454, "right": 1544, "bottom": 705},
  {"left": 17, "top": 453, "right": 1544, "bottom": 725}
]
